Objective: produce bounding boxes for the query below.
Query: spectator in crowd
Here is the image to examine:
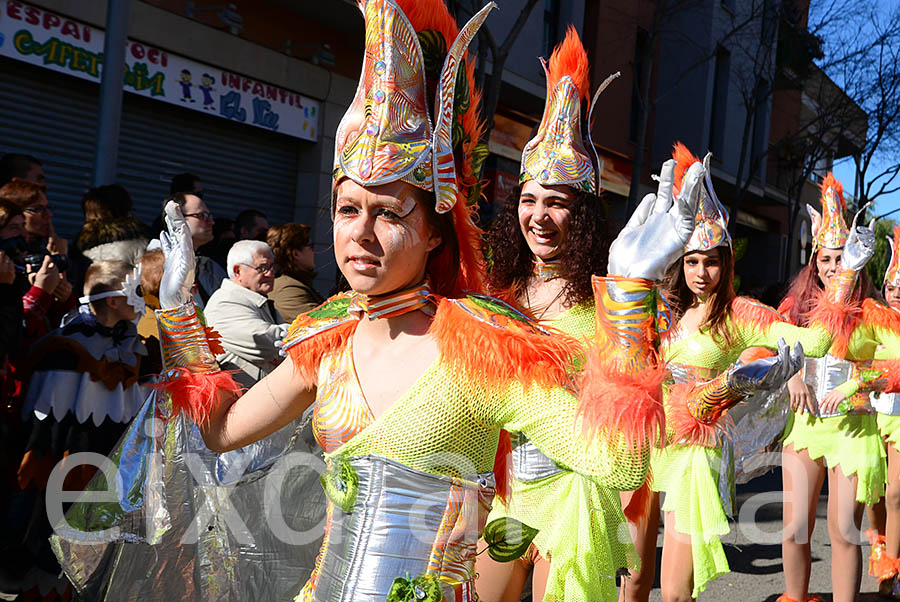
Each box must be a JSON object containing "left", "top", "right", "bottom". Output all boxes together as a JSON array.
[
  {"left": 204, "top": 240, "right": 285, "bottom": 388},
  {"left": 70, "top": 185, "right": 150, "bottom": 296},
  {"left": 157, "top": 192, "right": 225, "bottom": 306},
  {"left": 13, "top": 260, "right": 151, "bottom": 600},
  {"left": 81, "top": 184, "right": 135, "bottom": 222},
  {"left": 170, "top": 172, "right": 204, "bottom": 197},
  {"left": 0, "top": 153, "right": 45, "bottom": 188},
  {"left": 234, "top": 209, "right": 269, "bottom": 241},
  {"left": 267, "top": 222, "right": 323, "bottom": 322},
  {"left": 0, "top": 155, "right": 67, "bottom": 259},
  {"left": 0, "top": 179, "right": 67, "bottom": 256},
  {"left": 197, "top": 215, "right": 236, "bottom": 269},
  {"left": 0, "top": 191, "right": 74, "bottom": 354},
  {"left": 136, "top": 248, "right": 164, "bottom": 375}
]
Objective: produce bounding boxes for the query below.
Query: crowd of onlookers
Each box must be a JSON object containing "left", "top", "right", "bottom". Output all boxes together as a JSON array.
[{"left": 0, "top": 151, "right": 324, "bottom": 599}]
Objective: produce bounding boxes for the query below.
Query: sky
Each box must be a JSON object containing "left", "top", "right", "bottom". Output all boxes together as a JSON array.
[{"left": 811, "top": 0, "right": 900, "bottom": 219}]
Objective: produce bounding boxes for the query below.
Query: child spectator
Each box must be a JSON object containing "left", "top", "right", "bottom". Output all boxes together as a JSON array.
[{"left": 9, "top": 260, "right": 153, "bottom": 599}]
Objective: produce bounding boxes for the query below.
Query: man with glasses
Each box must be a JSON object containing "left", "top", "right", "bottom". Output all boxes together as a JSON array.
[
  {"left": 204, "top": 239, "right": 286, "bottom": 388},
  {"left": 155, "top": 192, "right": 225, "bottom": 305}
]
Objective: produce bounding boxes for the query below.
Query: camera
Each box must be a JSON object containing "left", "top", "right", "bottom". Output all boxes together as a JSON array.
[{"left": 23, "top": 252, "right": 69, "bottom": 273}]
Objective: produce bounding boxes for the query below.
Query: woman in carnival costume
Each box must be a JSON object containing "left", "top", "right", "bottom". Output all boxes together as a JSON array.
[
  {"left": 145, "top": 1, "right": 703, "bottom": 599},
  {"left": 622, "top": 149, "right": 880, "bottom": 602},
  {"left": 473, "top": 27, "right": 632, "bottom": 602},
  {"left": 861, "top": 226, "right": 900, "bottom": 597},
  {"left": 778, "top": 175, "right": 900, "bottom": 602}
]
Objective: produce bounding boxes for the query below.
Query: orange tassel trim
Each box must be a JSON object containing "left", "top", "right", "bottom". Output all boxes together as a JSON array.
[
  {"left": 493, "top": 430, "right": 513, "bottom": 504},
  {"left": 623, "top": 473, "right": 653, "bottom": 525},
  {"left": 430, "top": 298, "right": 579, "bottom": 391},
  {"left": 578, "top": 348, "right": 667, "bottom": 452},
  {"left": 805, "top": 288, "right": 861, "bottom": 359},
  {"left": 731, "top": 297, "right": 785, "bottom": 330},
  {"left": 776, "top": 595, "right": 823, "bottom": 602},
  {"left": 156, "top": 368, "right": 244, "bottom": 427},
  {"left": 286, "top": 321, "right": 357, "bottom": 386},
  {"left": 777, "top": 295, "right": 795, "bottom": 318},
  {"left": 872, "top": 552, "right": 899, "bottom": 581},
  {"left": 665, "top": 380, "right": 724, "bottom": 447},
  {"left": 547, "top": 26, "right": 590, "bottom": 100},
  {"left": 873, "top": 359, "right": 900, "bottom": 394},
  {"left": 863, "top": 297, "right": 900, "bottom": 332}
]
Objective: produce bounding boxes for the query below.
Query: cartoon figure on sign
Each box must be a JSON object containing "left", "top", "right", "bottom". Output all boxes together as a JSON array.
[
  {"left": 200, "top": 73, "right": 215, "bottom": 110},
  {"left": 179, "top": 69, "right": 194, "bottom": 103}
]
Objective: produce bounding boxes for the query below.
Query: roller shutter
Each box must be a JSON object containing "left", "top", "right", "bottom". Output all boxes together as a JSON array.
[{"left": 0, "top": 57, "right": 302, "bottom": 240}]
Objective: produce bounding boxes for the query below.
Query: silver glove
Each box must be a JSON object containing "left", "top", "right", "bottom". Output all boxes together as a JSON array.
[
  {"left": 159, "top": 201, "right": 196, "bottom": 309},
  {"left": 728, "top": 338, "right": 804, "bottom": 394},
  {"left": 608, "top": 160, "right": 704, "bottom": 281},
  {"left": 841, "top": 205, "right": 875, "bottom": 272}
]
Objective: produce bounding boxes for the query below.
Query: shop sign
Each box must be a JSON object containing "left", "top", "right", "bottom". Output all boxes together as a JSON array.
[{"left": 0, "top": 0, "right": 319, "bottom": 141}]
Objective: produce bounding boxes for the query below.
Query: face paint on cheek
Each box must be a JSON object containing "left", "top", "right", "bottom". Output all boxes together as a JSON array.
[
  {"left": 397, "top": 195, "right": 417, "bottom": 217},
  {"left": 378, "top": 206, "right": 426, "bottom": 255}
]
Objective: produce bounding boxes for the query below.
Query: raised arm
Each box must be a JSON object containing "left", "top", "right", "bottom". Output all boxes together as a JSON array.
[
  {"left": 739, "top": 219, "right": 877, "bottom": 357},
  {"left": 156, "top": 201, "right": 316, "bottom": 452}
]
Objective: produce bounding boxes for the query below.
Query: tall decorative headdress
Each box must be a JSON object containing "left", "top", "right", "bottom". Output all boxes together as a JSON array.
[
  {"left": 520, "top": 26, "right": 619, "bottom": 194},
  {"left": 672, "top": 143, "right": 731, "bottom": 252},
  {"left": 333, "top": 0, "right": 495, "bottom": 296},
  {"left": 807, "top": 173, "right": 848, "bottom": 256},
  {"left": 885, "top": 225, "right": 900, "bottom": 288}
]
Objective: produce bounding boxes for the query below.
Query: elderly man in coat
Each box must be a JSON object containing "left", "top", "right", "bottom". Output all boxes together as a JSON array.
[{"left": 204, "top": 239, "right": 287, "bottom": 388}]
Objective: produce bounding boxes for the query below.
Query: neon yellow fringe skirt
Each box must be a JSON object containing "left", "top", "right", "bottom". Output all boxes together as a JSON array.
[
  {"left": 650, "top": 443, "right": 729, "bottom": 598},
  {"left": 783, "top": 412, "right": 886, "bottom": 505},
  {"left": 488, "top": 471, "right": 637, "bottom": 602},
  {"left": 878, "top": 413, "right": 900, "bottom": 450}
]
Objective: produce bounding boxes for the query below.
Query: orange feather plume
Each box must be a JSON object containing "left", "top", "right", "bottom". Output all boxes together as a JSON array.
[
  {"left": 821, "top": 172, "right": 846, "bottom": 210},
  {"left": 287, "top": 321, "right": 357, "bottom": 386},
  {"left": 893, "top": 224, "right": 900, "bottom": 241},
  {"left": 547, "top": 25, "right": 590, "bottom": 101},
  {"left": 672, "top": 142, "right": 701, "bottom": 196},
  {"left": 730, "top": 297, "right": 785, "bottom": 331},
  {"left": 398, "top": 0, "right": 460, "bottom": 51}
]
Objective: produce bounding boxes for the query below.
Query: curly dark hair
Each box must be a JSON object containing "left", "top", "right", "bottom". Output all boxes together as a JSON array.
[{"left": 484, "top": 184, "right": 611, "bottom": 306}]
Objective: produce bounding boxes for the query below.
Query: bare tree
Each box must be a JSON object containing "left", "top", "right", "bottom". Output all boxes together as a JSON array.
[
  {"left": 447, "top": 0, "right": 541, "bottom": 139},
  {"left": 843, "top": 6, "right": 900, "bottom": 209}
]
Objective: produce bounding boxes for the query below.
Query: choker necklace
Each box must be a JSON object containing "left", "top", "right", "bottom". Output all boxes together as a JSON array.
[
  {"left": 348, "top": 282, "right": 436, "bottom": 320},
  {"left": 533, "top": 259, "right": 563, "bottom": 281}
]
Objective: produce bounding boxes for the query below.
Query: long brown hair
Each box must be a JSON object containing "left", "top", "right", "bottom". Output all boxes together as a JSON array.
[
  {"left": 781, "top": 249, "right": 879, "bottom": 326},
  {"left": 662, "top": 245, "right": 737, "bottom": 348}
]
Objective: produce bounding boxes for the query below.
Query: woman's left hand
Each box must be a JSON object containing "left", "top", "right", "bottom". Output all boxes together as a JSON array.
[{"left": 818, "top": 388, "right": 847, "bottom": 415}]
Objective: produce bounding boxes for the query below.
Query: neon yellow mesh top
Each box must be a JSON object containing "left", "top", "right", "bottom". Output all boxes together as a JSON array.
[
  {"left": 660, "top": 297, "right": 835, "bottom": 375},
  {"left": 286, "top": 293, "right": 649, "bottom": 492}
]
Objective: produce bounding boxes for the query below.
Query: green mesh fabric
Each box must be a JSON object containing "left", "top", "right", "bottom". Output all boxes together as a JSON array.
[
  {"left": 489, "top": 301, "right": 638, "bottom": 601},
  {"left": 651, "top": 444, "right": 729, "bottom": 597},
  {"left": 333, "top": 358, "right": 647, "bottom": 490},
  {"left": 878, "top": 413, "right": 900, "bottom": 449},
  {"left": 783, "top": 412, "right": 886, "bottom": 505}
]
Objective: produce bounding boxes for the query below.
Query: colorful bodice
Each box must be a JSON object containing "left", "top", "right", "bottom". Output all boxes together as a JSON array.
[{"left": 313, "top": 340, "right": 375, "bottom": 453}]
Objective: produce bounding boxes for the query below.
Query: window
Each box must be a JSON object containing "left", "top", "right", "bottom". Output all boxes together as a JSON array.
[
  {"left": 629, "top": 28, "right": 649, "bottom": 142},
  {"left": 542, "top": 0, "right": 560, "bottom": 58},
  {"left": 750, "top": 78, "right": 769, "bottom": 178},
  {"left": 709, "top": 46, "right": 731, "bottom": 157}
]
